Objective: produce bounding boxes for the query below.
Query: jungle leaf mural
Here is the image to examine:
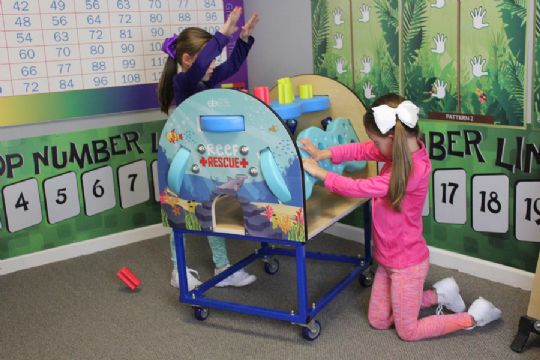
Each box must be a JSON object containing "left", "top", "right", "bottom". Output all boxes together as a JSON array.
[{"left": 312, "top": 0, "right": 330, "bottom": 74}]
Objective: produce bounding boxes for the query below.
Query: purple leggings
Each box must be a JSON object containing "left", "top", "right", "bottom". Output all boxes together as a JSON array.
[{"left": 368, "top": 258, "right": 473, "bottom": 341}]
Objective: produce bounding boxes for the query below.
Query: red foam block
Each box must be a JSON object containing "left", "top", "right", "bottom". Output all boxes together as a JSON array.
[{"left": 116, "top": 266, "right": 141, "bottom": 291}]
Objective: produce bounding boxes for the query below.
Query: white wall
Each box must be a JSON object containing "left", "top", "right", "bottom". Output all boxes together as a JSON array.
[{"left": 243, "top": 0, "right": 313, "bottom": 89}]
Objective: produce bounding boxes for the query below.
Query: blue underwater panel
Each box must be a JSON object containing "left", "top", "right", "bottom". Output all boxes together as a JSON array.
[{"left": 158, "top": 88, "right": 306, "bottom": 241}]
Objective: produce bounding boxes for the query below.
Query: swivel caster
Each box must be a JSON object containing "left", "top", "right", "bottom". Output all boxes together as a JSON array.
[
  {"left": 193, "top": 306, "right": 209, "bottom": 321},
  {"left": 264, "top": 258, "right": 280, "bottom": 275},
  {"left": 301, "top": 320, "right": 321, "bottom": 341},
  {"left": 511, "top": 315, "right": 540, "bottom": 352},
  {"left": 359, "top": 269, "right": 374, "bottom": 287}
]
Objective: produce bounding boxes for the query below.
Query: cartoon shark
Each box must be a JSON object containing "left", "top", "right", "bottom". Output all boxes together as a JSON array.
[{"left": 217, "top": 174, "right": 248, "bottom": 191}]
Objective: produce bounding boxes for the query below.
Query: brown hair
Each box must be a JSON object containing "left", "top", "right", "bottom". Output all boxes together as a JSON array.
[
  {"left": 363, "top": 93, "right": 420, "bottom": 211},
  {"left": 157, "top": 27, "right": 213, "bottom": 114}
]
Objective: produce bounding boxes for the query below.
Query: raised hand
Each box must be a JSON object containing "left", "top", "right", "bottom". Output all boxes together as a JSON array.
[
  {"left": 240, "top": 13, "right": 259, "bottom": 42},
  {"left": 363, "top": 81, "right": 375, "bottom": 99},
  {"left": 333, "top": 33, "right": 344, "bottom": 49},
  {"left": 470, "top": 55, "right": 488, "bottom": 77},
  {"left": 302, "top": 158, "right": 325, "bottom": 179},
  {"left": 333, "top": 7, "right": 344, "bottom": 25},
  {"left": 358, "top": 4, "right": 370, "bottom": 23},
  {"left": 360, "top": 56, "right": 372, "bottom": 74},
  {"left": 431, "top": 0, "right": 445, "bottom": 8},
  {"left": 471, "top": 6, "right": 488, "bottom": 29},
  {"left": 298, "top": 138, "right": 329, "bottom": 161},
  {"left": 219, "top": 6, "right": 242, "bottom": 36},
  {"left": 336, "top": 57, "right": 347, "bottom": 74},
  {"left": 431, "top": 79, "right": 446, "bottom": 99},
  {"left": 431, "top": 33, "right": 446, "bottom": 54}
]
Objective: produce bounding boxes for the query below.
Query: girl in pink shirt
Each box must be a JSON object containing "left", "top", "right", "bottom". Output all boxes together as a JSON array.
[{"left": 300, "top": 93, "right": 501, "bottom": 341}]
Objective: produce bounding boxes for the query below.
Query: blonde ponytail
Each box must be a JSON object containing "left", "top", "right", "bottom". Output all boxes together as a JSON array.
[
  {"left": 363, "top": 93, "right": 419, "bottom": 212},
  {"left": 388, "top": 121, "right": 413, "bottom": 211}
]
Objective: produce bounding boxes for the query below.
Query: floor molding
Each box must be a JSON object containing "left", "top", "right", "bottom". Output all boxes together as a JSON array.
[
  {"left": 0, "top": 224, "right": 169, "bottom": 276},
  {"left": 324, "top": 223, "right": 534, "bottom": 291},
  {"left": 1, "top": 222, "right": 534, "bottom": 291}
]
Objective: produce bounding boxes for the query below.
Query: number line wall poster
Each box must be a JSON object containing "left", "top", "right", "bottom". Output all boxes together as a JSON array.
[
  {"left": 0, "top": 0, "right": 246, "bottom": 127},
  {"left": 311, "top": 0, "right": 540, "bottom": 273},
  {"left": 0, "top": 120, "right": 164, "bottom": 260}
]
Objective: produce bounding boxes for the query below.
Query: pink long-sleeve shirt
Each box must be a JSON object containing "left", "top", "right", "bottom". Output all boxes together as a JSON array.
[{"left": 324, "top": 141, "right": 431, "bottom": 269}]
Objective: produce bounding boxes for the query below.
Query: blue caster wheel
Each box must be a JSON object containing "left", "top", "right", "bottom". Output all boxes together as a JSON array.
[
  {"left": 302, "top": 320, "right": 321, "bottom": 341},
  {"left": 359, "top": 269, "right": 374, "bottom": 287},
  {"left": 264, "top": 258, "right": 280, "bottom": 275},
  {"left": 194, "top": 306, "right": 209, "bottom": 321}
]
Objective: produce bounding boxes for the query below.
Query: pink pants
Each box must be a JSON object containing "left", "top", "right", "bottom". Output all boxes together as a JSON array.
[{"left": 368, "top": 258, "right": 474, "bottom": 341}]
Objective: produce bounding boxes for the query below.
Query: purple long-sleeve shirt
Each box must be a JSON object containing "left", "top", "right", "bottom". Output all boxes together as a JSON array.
[
  {"left": 324, "top": 141, "right": 431, "bottom": 269},
  {"left": 173, "top": 31, "right": 254, "bottom": 104}
]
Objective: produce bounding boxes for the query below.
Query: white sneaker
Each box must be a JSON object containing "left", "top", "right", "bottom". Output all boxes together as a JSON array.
[
  {"left": 214, "top": 265, "right": 256, "bottom": 287},
  {"left": 467, "top": 297, "right": 502, "bottom": 328},
  {"left": 433, "top": 277, "right": 466, "bottom": 313},
  {"left": 170, "top": 268, "right": 202, "bottom": 290}
]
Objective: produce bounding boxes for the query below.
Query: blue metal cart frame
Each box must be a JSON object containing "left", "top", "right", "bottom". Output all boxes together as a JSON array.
[{"left": 173, "top": 200, "right": 373, "bottom": 341}]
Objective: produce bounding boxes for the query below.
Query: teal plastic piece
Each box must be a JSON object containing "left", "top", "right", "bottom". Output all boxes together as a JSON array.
[
  {"left": 167, "top": 147, "right": 191, "bottom": 193},
  {"left": 297, "top": 118, "right": 366, "bottom": 199},
  {"left": 259, "top": 148, "right": 292, "bottom": 203},
  {"left": 200, "top": 115, "right": 245, "bottom": 132}
]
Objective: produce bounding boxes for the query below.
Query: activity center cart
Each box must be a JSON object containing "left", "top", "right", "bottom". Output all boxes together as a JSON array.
[{"left": 157, "top": 75, "right": 376, "bottom": 340}]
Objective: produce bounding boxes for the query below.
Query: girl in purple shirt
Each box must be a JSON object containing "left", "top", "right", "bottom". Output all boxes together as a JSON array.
[
  {"left": 300, "top": 93, "right": 502, "bottom": 341},
  {"left": 158, "top": 7, "right": 259, "bottom": 291}
]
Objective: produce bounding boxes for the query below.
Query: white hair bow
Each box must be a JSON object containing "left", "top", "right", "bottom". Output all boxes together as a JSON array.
[{"left": 372, "top": 100, "right": 419, "bottom": 134}]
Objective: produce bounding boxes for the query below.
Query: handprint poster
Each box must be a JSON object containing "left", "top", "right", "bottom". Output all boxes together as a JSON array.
[
  {"left": 404, "top": 0, "right": 527, "bottom": 127},
  {"left": 312, "top": 0, "right": 529, "bottom": 127},
  {"left": 402, "top": 1, "right": 459, "bottom": 115},
  {"left": 312, "top": 0, "right": 355, "bottom": 89},
  {"left": 352, "top": 0, "right": 400, "bottom": 105},
  {"left": 311, "top": 0, "right": 399, "bottom": 106}
]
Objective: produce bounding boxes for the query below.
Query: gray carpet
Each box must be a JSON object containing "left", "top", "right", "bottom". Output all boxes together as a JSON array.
[{"left": 0, "top": 233, "right": 538, "bottom": 360}]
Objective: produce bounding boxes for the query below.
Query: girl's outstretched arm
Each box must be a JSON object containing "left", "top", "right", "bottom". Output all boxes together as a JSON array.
[
  {"left": 330, "top": 141, "right": 388, "bottom": 163},
  {"left": 176, "top": 7, "right": 243, "bottom": 89},
  {"left": 176, "top": 32, "right": 230, "bottom": 90},
  {"left": 324, "top": 171, "right": 390, "bottom": 199},
  {"left": 206, "top": 9, "right": 258, "bottom": 86}
]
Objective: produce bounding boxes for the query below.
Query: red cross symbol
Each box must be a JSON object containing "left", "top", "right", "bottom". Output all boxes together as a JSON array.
[
  {"left": 199, "top": 157, "right": 207, "bottom": 167},
  {"left": 240, "top": 158, "right": 249, "bottom": 168}
]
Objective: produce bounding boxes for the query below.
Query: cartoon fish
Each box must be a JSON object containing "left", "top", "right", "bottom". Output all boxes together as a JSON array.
[
  {"left": 166, "top": 129, "right": 183, "bottom": 143},
  {"left": 186, "top": 200, "right": 197, "bottom": 213},
  {"left": 268, "top": 125, "right": 278, "bottom": 132},
  {"left": 162, "top": 189, "right": 197, "bottom": 212}
]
